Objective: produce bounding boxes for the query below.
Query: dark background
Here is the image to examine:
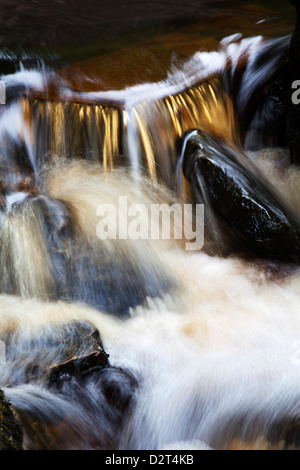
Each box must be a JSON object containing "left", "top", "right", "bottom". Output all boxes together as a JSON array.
[
  {"left": 0, "top": 1, "right": 295, "bottom": 82},
  {"left": 0, "top": 0, "right": 293, "bottom": 49}
]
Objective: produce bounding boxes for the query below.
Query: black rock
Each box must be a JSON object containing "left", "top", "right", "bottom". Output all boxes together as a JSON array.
[{"left": 0, "top": 388, "right": 23, "bottom": 450}]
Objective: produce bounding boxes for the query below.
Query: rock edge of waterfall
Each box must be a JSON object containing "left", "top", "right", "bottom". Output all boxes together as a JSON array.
[{"left": 0, "top": 388, "right": 23, "bottom": 450}]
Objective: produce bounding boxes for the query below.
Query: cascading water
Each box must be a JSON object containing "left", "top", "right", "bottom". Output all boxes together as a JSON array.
[{"left": 1, "top": 31, "right": 300, "bottom": 451}]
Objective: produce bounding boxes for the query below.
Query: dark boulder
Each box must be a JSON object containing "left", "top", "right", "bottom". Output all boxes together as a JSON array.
[
  {"left": 244, "top": 60, "right": 290, "bottom": 151},
  {"left": 0, "top": 388, "right": 23, "bottom": 450}
]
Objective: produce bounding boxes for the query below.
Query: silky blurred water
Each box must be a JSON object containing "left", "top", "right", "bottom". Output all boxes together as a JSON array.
[{"left": 0, "top": 1, "right": 299, "bottom": 451}]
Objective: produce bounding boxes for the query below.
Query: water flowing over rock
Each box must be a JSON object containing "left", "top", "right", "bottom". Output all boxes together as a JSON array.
[
  {"left": 1, "top": 4, "right": 300, "bottom": 450},
  {"left": 0, "top": 164, "right": 178, "bottom": 317},
  {"left": 21, "top": 74, "right": 237, "bottom": 188},
  {"left": 182, "top": 129, "right": 300, "bottom": 263},
  {"left": 1, "top": 316, "right": 137, "bottom": 450}
]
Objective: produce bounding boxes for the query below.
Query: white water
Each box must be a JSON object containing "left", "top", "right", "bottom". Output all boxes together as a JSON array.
[{"left": 3, "top": 246, "right": 300, "bottom": 449}]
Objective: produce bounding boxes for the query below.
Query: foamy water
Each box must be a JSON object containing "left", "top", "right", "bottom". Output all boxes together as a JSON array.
[{"left": 2, "top": 243, "right": 300, "bottom": 449}]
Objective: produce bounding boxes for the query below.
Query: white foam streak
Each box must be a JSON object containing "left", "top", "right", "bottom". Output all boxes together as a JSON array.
[
  {"left": 1, "top": 69, "right": 46, "bottom": 89},
  {"left": 75, "top": 35, "right": 268, "bottom": 108}
]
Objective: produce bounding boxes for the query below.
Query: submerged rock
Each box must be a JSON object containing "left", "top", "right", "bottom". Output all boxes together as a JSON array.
[
  {"left": 223, "top": 35, "right": 290, "bottom": 149},
  {"left": 182, "top": 130, "right": 300, "bottom": 263},
  {"left": 0, "top": 192, "right": 175, "bottom": 318},
  {"left": 0, "top": 388, "right": 23, "bottom": 450},
  {"left": 3, "top": 320, "right": 109, "bottom": 386}
]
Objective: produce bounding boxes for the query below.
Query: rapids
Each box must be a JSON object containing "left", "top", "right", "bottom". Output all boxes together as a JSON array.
[{"left": 1, "top": 32, "right": 300, "bottom": 450}]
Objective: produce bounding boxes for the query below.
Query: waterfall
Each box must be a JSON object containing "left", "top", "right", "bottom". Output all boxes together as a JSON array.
[{"left": 1, "top": 33, "right": 300, "bottom": 450}]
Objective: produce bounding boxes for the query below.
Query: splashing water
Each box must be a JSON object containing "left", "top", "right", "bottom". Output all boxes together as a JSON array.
[{"left": 1, "top": 34, "right": 300, "bottom": 450}]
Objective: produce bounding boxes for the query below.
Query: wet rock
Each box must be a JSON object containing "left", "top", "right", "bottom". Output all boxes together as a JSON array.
[
  {"left": 0, "top": 192, "right": 175, "bottom": 317},
  {"left": 27, "top": 195, "right": 174, "bottom": 318},
  {"left": 42, "top": 322, "right": 137, "bottom": 415},
  {"left": 287, "top": 1, "right": 300, "bottom": 164},
  {"left": 65, "top": 243, "right": 174, "bottom": 318},
  {"left": 99, "top": 367, "right": 137, "bottom": 413},
  {"left": 37, "top": 321, "right": 109, "bottom": 384},
  {"left": 222, "top": 35, "right": 290, "bottom": 147},
  {"left": 0, "top": 388, "right": 23, "bottom": 450},
  {"left": 50, "top": 350, "right": 108, "bottom": 383},
  {"left": 182, "top": 130, "right": 300, "bottom": 263},
  {"left": 0, "top": 139, "right": 36, "bottom": 196},
  {"left": 29, "top": 195, "right": 73, "bottom": 298},
  {"left": 47, "top": 348, "right": 109, "bottom": 385},
  {"left": 265, "top": 414, "right": 300, "bottom": 450},
  {"left": 0, "top": 52, "right": 58, "bottom": 77},
  {"left": 283, "top": 417, "right": 300, "bottom": 449},
  {"left": 3, "top": 320, "right": 138, "bottom": 450},
  {"left": 12, "top": 364, "right": 138, "bottom": 450}
]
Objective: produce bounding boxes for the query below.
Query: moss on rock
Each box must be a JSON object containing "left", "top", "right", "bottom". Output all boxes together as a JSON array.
[{"left": 0, "top": 388, "right": 23, "bottom": 450}]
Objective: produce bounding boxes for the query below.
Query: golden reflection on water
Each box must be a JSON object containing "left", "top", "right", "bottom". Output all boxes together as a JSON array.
[{"left": 22, "top": 74, "right": 237, "bottom": 190}]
